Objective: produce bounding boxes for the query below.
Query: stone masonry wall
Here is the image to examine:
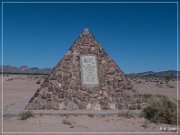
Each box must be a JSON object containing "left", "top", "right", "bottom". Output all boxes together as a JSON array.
[{"left": 26, "top": 29, "right": 143, "bottom": 110}]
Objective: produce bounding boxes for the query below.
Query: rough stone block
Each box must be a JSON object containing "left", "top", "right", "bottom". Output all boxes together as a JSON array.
[
  {"left": 52, "top": 95, "right": 60, "bottom": 103},
  {"left": 52, "top": 102, "right": 59, "bottom": 110},
  {"left": 128, "top": 104, "right": 136, "bottom": 110},
  {"left": 109, "top": 103, "right": 116, "bottom": 110},
  {"left": 26, "top": 103, "right": 37, "bottom": 110}
]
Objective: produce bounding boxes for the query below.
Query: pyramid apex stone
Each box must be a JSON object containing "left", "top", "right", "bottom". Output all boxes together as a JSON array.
[{"left": 82, "top": 28, "right": 90, "bottom": 35}]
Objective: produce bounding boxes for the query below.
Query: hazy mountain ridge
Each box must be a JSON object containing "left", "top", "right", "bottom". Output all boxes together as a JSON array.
[
  {"left": 127, "top": 70, "right": 179, "bottom": 78},
  {"left": 0, "top": 65, "right": 52, "bottom": 74}
]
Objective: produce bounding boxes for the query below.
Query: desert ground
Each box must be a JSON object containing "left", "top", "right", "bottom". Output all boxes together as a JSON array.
[{"left": 1, "top": 74, "right": 179, "bottom": 134}]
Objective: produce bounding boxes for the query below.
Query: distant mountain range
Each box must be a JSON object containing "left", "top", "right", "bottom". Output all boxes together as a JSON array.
[
  {"left": 0, "top": 65, "right": 52, "bottom": 74},
  {"left": 0, "top": 65, "right": 179, "bottom": 77},
  {"left": 127, "top": 70, "right": 179, "bottom": 78}
]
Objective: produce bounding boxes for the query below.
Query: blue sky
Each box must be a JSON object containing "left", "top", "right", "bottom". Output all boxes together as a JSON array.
[{"left": 2, "top": 2, "right": 178, "bottom": 73}]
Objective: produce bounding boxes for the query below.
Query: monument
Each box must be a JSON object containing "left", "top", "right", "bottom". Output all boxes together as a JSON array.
[{"left": 26, "top": 28, "right": 143, "bottom": 110}]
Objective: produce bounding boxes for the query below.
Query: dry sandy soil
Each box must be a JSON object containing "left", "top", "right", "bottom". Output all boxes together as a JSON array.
[{"left": 1, "top": 74, "right": 179, "bottom": 135}]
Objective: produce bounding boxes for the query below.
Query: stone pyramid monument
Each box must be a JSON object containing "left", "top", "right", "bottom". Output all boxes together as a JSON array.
[{"left": 26, "top": 28, "right": 143, "bottom": 110}]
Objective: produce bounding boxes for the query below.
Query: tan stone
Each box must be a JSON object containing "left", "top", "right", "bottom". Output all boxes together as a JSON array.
[
  {"left": 52, "top": 95, "right": 60, "bottom": 103},
  {"left": 128, "top": 104, "right": 136, "bottom": 110},
  {"left": 47, "top": 101, "right": 51, "bottom": 110},
  {"left": 52, "top": 102, "right": 59, "bottom": 110},
  {"left": 26, "top": 103, "right": 37, "bottom": 110},
  {"left": 109, "top": 103, "right": 116, "bottom": 110},
  {"left": 136, "top": 98, "right": 143, "bottom": 103},
  {"left": 86, "top": 103, "right": 91, "bottom": 110},
  {"left": 67, "top": 101, "right": 78, "bottom": 110},
  {"left": 91, "top": 103, "right": 101, "bottom": 110}
]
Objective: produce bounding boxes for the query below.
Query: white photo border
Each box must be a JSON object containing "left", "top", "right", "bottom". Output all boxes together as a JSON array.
[{"left": 1, "top": 1, "right": 179, "bottom": 134}]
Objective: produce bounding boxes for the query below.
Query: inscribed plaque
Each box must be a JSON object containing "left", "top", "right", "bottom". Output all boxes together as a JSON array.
[{"left": 81, "top": 55, "right": 99, "bottom": 85}]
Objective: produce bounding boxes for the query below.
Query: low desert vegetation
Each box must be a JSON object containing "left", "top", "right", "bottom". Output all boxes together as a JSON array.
[
  {"left": 142, "top": 94, "right": 179, "bottom": 125},
  {"left": 19, "top": 111, "right": 34, "bottom": 120},
  {"left": 88, "top": 114, "right": 94, "bottom": 118},
  {"left": 142, "top": 93, "right": 153, "bottom": 102},
  {"left": 163, "top": 75, "right": 175, "bottom": 83},
  {"left": 62, "top": 118, "right": 74, "bottom": 128}
]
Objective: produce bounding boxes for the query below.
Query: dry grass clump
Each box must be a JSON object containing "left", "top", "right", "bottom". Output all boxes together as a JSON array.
[
  {"left": 142, "top": 94, "right": 179, "bottom": 125},
  {"left": 62, "top": 118, "right": 74, "bottom": 128},
  {"left": 19, "top": 111, "right": 34, "bottom": 120},
  {"left": 142, "top": 93, "right": 153, "bottom": 102},
  {"left": 88, "top": 114, "right": 94, "bottom": 118},
  {"left": 163, "top": 75, "right": 172, "bottom": 82}
]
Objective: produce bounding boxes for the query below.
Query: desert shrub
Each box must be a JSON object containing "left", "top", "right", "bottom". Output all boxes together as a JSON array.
[
  {"left": 62, "top": 119, "right": 74, "bottom": 128},
  {"left": 20, "top": 111, "right": 34, "bottom": 120},
  {"left": 142, "top": 94, "right": 178, "bottom": 125},
  {"left": 88, "top": 114, "right": 94, "bottom": 118},
  {"left": 164, "top": 75, "right": 172, "bottom": 82},
  {"left": 142, "top": 93, "right": 153, "bottom": 102}
]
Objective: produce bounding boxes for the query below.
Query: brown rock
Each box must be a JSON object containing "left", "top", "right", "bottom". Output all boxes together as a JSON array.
[
  {"left": 52, "top": 95, "right": 60, "bottom": 103},
  {"left": 64, "top": 55, "right": 72, "bottom": 61},
  {"left": 74, "top": 86, "right": 79, "bottom": 91},
  {"left": 48, "top": 86, "right": 53, "bottom": 92},
  {"left": 70, "top": 80, "right": 76, "bottom": 86},
  {"left": 41, "top": 91, "right": 47, "bottom": 99},
  {"left": 128, "top": 104, "right": 136, "bottom": 110},
  {"left": 26, "top": 103, "right": 37, "bottom": 110},
  {"left": 68, "top": 72, "right": 72, "bottom": 78},
  {"left": 63, "top": 98, "right": 69, "bottom": 106},
  {"left": 116, "top": 98, "right": 123, "bottom": 103},
  {"left": 34, "top": 92, "right": 39, "bottom": 97},
  {"left": 52, "top": 102, "right": 59, "bottom": 110},
  {"left": 63, "top": 85, "right": 68, "bottom": 90},
  {"left": 62, "top": 63, "right": 70, "bottom": 69},
  {"left": 47, "top": 101, "right": 51, "bottom": 110},
  {"left": 38, "top": 103, "right": 46, "bottom": 109},
  {"left": 117, "top": 104, "right": 123, "bottom": 110},
  {"left": 78, "top": 102, "right": 87, "bottom": 110},
  {"left": 64, "top": 91, "right": 71, "bottom": 98},
  {"left": 137, "top": 98, "right": 143, "bottom": 103},
  {"left": 63, "top": 76, "right": 68, "bottom": 81},
  {"left": 137, "top": 104, "right": 142, "bottom": 110},
  {"left": 73, "top": 98, "right": 80, "bottom": 105},
  {"left": 47, "top": 93, "right": 51, "bottom": 98},
  {"left": 115, "top": 88, "right": 123, "bottom": 92},
  {"left": 109, "top": 103, "right": 116, "bottom": 110},
  {"left": 58, "top": 94, "right": 64, "bottom": 99}
]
